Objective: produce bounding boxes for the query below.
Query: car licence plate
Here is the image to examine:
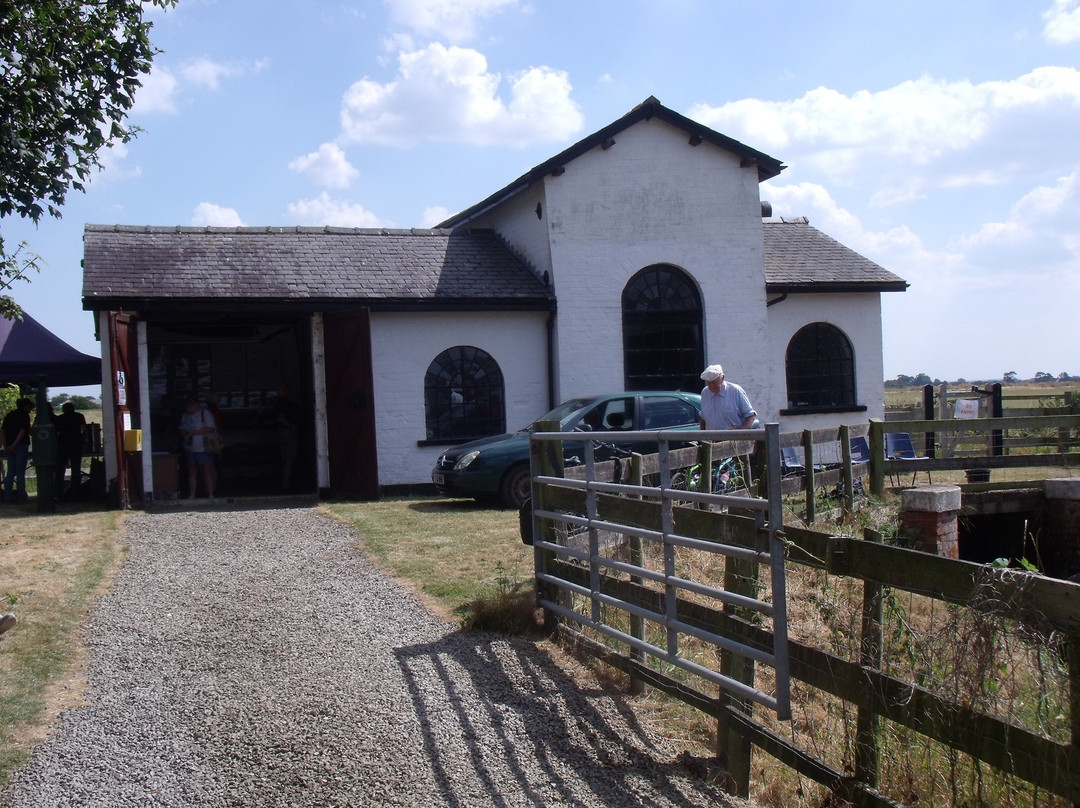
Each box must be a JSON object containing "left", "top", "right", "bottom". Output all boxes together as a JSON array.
[{"left": 432, "top": 472, "right": 445, "bottom": 485}]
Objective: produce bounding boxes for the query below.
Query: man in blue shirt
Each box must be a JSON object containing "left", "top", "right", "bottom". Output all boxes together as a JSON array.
[{"left": 699, "top": 364, "right": 757, "bottom": 430}]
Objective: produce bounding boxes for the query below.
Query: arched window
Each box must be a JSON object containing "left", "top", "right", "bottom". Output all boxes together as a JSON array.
[
  {"left": 784, "top": 323, "right": 857, "bottom": 411},
  {"left": 424, "top": 346, "right": 505, "bottom": 442},
  {"left": 622, "top": 265, "right": 703, "bottom": 391}
]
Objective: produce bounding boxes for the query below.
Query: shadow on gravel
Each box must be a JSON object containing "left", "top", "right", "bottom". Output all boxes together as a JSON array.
[{"left": 394, "top": 631, "right": 737, "bottom": 807}]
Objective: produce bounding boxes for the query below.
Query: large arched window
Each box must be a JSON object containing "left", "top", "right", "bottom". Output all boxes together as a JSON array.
[
  {"left": 622, "top": 265, "right": 703, "bottom": 391},
  {"left": 784, "top": 323, "right": 858, "bottom": 411},
  {"left": 424, "top": 346, "right": 505, "bottom": 442}
]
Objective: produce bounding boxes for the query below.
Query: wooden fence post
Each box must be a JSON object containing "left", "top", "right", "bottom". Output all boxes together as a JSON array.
[
  {"left": 924, "top": 384, "right": 937, "bottom": 458},
  {"left": 697, "top": 440, "right": 713, "bottom": 503},
  {"left": 988, "top": 382, "right": 1004, "bottom": 456},
  {"left": 1069, "top": 634, "right": 1080, "bottom": 808},
  {"left": 869, "top": 419, "right": 885, "bottom": 497},
  {"left": 855, "top": 528, "right": 884, "bottom": 786},
  {"left": 716, "top": 539, "right": 760, "bottom": 797},
  {"left": 532, "top": 420, "right": 563, "bottom": 627},
  {"left": 840, "top": 424, "right": 854, "bottom": 514},
  {"left": 802, "top": 429, "right": 817, "bottom": 524}
]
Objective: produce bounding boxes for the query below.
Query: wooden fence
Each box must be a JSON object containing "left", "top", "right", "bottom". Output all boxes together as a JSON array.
[
  {"left": 868, "top": 415, "right": 1080, "bottom": 497},
  {"left": 530, "top": 425, "right": 1080, "bottom": 806},
  {"left": 767, "top": 414, "right": 1080, "bottom": 510}
]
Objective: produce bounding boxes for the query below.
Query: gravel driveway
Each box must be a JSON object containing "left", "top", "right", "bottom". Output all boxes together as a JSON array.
[{"left": 0, "top": 505, "right": 747, "bottom": 808}]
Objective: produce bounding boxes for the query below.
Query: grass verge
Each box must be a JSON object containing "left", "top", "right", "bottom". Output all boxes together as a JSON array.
[
  {"left": 0, "top": 505, "right": 125, "bottom": 788},
  {"left": 323, "top": 497, "right": 540, "bottom": 630}
]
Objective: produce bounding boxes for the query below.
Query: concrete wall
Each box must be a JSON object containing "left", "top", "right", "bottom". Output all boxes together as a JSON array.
[{"left": 369, "top": 310, "right": 549, "bottom": 486}]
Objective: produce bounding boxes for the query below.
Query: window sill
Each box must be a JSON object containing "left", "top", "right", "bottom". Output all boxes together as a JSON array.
[{"left": 780, "top": 405, "right": 867, "bottom": 416}]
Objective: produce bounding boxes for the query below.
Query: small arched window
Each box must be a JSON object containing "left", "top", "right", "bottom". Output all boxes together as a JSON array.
[
  {"left": 424, "top": 346, "right": 505, "bottom": 442},
  {"left": 622, "top": 265, "right": 703, "bottom": 391},
  {"left": 784, "top": 323, "right": 857, "bottom": 411}
]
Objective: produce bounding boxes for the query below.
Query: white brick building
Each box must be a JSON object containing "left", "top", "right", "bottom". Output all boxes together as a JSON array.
[{"left": 82, "top": 98, "right": 906, "bottom": 503}]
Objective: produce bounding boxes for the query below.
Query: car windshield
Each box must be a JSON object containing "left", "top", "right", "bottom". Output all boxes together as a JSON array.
[{"left": 519, "top": 398, "right": 595, "bottom": 432}]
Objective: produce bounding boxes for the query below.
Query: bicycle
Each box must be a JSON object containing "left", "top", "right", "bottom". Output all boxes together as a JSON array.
[{"left": 670, "top": 452, "right": 746, "bottom": 496}]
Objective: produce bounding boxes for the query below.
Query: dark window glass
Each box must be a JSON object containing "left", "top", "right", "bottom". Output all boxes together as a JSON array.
[
  {"left": 785, "top": 323, "right": 856, "bottom": 409},
  {"left": 642, "top": 396, "right": 701, "bottom": 429},
  {"left": 578, "top": 397, "right": 634, "bottom": 431},
  {"left": 424, "top": 346, "right": 505, "bottom": 441},
  {"left": 622, "top": 265, "right": 703, "bottom": 391}
]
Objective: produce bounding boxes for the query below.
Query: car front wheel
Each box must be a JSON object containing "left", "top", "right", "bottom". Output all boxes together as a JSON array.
[{"left": 500, "top": 464, "right": 531, "bottom": 509}]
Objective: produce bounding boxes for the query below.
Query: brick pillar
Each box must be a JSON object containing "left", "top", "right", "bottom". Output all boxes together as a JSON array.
[
  {"left": 1037, "top": 479, "right": 1080, "bottom": 579},
  {"left": 899, "top": 485, "right": 962, "bottom": 558}
]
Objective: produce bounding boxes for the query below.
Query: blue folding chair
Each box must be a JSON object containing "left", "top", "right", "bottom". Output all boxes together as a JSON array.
[
  {"left": 781, "top": 447, "right": 804, "bottom": 477},
  {"left": 885, "top": 432, "right": 931, "bottom": 486},
  {"left": 849, "top": 436, "right": 871, "bottom": 464}
]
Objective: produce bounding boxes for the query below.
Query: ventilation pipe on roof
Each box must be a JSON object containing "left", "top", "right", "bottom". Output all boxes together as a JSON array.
[{"left": 761, "top": 201, "right": 773, "bottom": 218}]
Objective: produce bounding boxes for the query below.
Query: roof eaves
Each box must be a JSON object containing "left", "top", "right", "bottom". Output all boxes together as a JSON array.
[
  {"left": 83, "top": 295, "right": 556, "bottom": 315},
  {"left": 766, "top": 281, "right": 910, "bottom": 294}
]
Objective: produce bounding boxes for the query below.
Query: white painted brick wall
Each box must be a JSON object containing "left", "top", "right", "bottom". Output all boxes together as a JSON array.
[
  {"left": 369, "top": 310, "right": 549, "bottom": 486},
  {"left": 766, "top": 292, "right": 886, "bottom": 432},
  {"left": 537, "top": 119, "right": 771, "bottom": 406}
]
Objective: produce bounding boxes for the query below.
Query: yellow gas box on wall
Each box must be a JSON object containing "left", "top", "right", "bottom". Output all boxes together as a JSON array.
[{"left": 123, "top": 429, "right": 142, "bottom": 452}]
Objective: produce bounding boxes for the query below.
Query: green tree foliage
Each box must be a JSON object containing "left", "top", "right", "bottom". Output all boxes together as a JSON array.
[
  {"left": 0, "top": 0, "right": 177, "bottom": 318},
  {"left": 50, "top": 392, "right": 98, "bottom": 409},
  {"left": 0, "top": 383, "right": 17, "bottom": 416},
  {"left": 885, "top": 373, "right": 936, "bottom": 388}
]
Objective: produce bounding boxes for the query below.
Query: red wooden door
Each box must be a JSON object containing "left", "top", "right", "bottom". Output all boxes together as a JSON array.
[
  {"left": 323, "top": 309, "right": 379, "bottom": 499},
  {"left": 108, "top": 312, "right": 139, "bottom": 506}
]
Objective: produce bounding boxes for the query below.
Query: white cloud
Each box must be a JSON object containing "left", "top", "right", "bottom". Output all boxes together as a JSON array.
[
  {"left": 421, "top": 206, "right": 450, "bottom": 227},
  {"left": 135, "top": 57, "right": 264, "bottom": 116},
  {"left": 340, "top": 43, "right": 583, "bottom": 147},
  {"left": 962, "top": 171, "right": 1080, "bottom": 263},
  {"left": 286, "top": 193, "right": 389, "bottom": 227},
  {"left": 765, "top": 182, "right": 941, "bottom": 274},
  {"left": 384, "top": 0, "right": 518, "bottom": 43},
  {"left": 179, "top": 57, "right": 254, "bottom": 90},
  {"left": 1044, "top": 0, "right": 1080, "bottom": 43},
  {"left": 191, "top": 203, "right": 245, "bottom": 227},
  {"left": 288, "top": 143, "right": 360, "bottom": 189},
  {"left": 689, "top": 67, "right": 1080, "bottom": 190},
  {"left": 134, "top": 68, "right": 180, "bottom": 114}
]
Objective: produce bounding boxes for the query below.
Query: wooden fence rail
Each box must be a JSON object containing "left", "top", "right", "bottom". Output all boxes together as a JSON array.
[
  {"left": 869, "top": 415, "right": 1080, "bottom": 497},
  {"left": 531, "top": 426, "right": 1080, "bottom": 806}
]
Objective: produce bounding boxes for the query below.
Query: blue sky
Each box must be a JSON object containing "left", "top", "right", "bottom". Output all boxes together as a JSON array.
[{"left": 6, "top": 0, "right": 1080, "bottom": 393}]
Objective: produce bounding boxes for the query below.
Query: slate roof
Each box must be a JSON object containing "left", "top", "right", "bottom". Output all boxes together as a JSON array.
[
  {"left": 763, "top": 218, "right": 908, "bottom": 293},
  {"left": 82, "top": 225, "right": 554, "bottom": 313},
  {"left": 438, "top": 96, "right": 786, "bottom": 229}
]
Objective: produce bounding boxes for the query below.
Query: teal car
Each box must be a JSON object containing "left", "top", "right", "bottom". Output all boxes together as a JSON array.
[{"left": 431, "top": 391, "right": 702, "bottom": 508}]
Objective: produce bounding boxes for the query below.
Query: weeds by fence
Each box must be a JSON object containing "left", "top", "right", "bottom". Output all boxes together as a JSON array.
[{"left": 530, "top": 425, "right": 1080, "bottom": 807}]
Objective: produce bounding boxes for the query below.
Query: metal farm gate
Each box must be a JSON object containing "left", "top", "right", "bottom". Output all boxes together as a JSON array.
[{"left": 527, "top": 423, "right": 792, "bottom": 721}]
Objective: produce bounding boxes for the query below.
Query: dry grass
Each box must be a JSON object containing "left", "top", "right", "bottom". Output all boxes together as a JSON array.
[
  {"left": 323, "top": 497, "right": 536, "bottom": 628},
  {"left": 545, "top": 483, "right": 1075, "bottom": 807},
  {"left": 0, "top": 504, "right": 125, "bottom": 787}
]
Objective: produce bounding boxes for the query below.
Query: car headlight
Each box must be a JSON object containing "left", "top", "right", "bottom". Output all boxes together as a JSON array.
[{"left": 454, "top": 450, "right": 480, "bottom": 470}]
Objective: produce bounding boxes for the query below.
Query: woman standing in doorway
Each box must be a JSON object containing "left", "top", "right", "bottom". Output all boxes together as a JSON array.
[{"left": 179, "top": 396, "right": 216, "bottom": 499}]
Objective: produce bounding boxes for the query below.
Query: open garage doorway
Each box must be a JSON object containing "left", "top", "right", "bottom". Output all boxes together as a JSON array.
[{"left": 145, "top": 318, "right": 315, "bottom": 498}]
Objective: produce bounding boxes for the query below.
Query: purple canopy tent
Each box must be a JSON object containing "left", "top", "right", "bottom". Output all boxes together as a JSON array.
[{"left": 0, "top": 310, "right": 101, "bottom": 387}]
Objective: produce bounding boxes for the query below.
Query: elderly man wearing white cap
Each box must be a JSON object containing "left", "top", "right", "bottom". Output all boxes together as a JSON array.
[{"left": 699, "top": 364, "right": 757, "bottom": 430}]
